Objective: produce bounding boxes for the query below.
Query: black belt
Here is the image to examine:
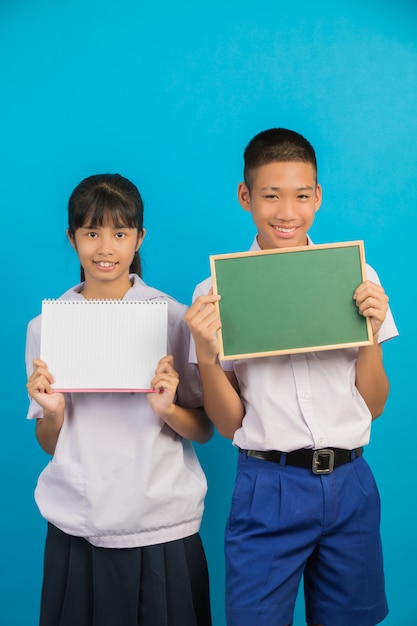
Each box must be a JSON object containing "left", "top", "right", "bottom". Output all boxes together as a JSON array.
[{"left": 239, "top": 447, "right": 363, "bottom": 474}]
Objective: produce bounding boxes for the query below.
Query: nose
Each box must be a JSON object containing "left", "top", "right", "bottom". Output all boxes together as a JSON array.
[
  {"left": 97, "top": 234, "right": 114, "bottom": 255},
  {"left": 274, "top": 198, "right": 296, "bottom": 221}
]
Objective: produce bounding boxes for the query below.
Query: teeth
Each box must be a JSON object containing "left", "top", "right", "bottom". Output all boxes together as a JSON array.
[
  {"left": 275, "top": 226, "right": 295, "bottom": 233},
  {"left": 97, "top": 262, "right": 115, "bottom": 267}
]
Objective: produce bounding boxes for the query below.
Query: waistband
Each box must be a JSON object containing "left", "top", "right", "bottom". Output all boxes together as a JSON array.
[{"left": 238, "top": 447, "right": 363, "bottom": 474}]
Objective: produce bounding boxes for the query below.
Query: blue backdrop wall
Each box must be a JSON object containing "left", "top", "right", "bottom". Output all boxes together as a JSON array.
[{"left": 1, "top": 0, "right": 416, "bottom": 624}]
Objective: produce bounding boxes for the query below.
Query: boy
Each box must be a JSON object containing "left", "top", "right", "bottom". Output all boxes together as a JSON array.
[{"left": 185, "top": 128, "right": 397, "bottom": 626}]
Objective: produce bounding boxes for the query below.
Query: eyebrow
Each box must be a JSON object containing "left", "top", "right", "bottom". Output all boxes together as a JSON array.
[
  {"left": 80, "top": 224, "right": 132, "bottom": 230},
  {"left": 261, "top": 185, "right": 315, "bottom": 191}
]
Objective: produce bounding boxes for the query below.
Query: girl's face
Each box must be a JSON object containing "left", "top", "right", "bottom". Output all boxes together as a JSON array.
[{"left": 68, "top": 215, "right": 145, "bottom": 299}]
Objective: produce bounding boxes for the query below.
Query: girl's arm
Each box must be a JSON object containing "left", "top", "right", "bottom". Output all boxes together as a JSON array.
[
  {"left": 147, "top": 355, "right": 214, "bottom": 443},
  {"left": 354, "top": 281, "right": 390, "bottom": 419},
  {"left": 185, "top": 294, "right": 245, "bottom": 440},
  {"left": 27, "top": 359, "right": 65, "bottom": 455}
]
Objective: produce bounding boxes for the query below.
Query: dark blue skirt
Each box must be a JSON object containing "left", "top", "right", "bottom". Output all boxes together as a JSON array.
[{"left": 39, "top": 523, "right": 212, "bottom": 626}]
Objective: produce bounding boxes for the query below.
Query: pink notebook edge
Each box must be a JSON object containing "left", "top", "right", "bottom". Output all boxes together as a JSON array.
[{"left": 52, "top": 387, "right": 155, "bottom": 393}]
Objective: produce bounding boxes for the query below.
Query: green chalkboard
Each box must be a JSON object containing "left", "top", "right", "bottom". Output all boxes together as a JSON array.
[{"left": 210, "top": 241, "right": 372, "bottom": 359}]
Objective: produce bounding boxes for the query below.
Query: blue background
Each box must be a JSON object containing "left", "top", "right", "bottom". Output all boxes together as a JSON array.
[{"left": 1, "top": 0, "right": 416, "bottom": 624}]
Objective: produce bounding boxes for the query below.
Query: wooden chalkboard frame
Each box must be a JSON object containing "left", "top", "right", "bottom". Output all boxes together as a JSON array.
[{"left": 210, "top": 241, "right": 373, "bottom": 360}]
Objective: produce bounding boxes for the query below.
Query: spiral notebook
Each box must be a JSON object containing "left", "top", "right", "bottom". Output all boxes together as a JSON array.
[{"left": 40, "top": 300, "right": 168, "bottom": 392}]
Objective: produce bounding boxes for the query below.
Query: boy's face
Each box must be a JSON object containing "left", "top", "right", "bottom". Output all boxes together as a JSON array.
[{"left": 238, "top": 161, "right": 322, "bottom": 249}]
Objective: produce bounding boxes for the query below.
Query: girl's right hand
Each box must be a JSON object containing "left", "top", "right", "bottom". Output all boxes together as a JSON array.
[
  {"left": 27, "top": 359, "right": 65, "bottom": 416},
  {"left": 184, "top": 292, "right": 222, "bottom": 365}
]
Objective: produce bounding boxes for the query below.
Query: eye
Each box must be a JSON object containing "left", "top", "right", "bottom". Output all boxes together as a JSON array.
[
  {"left": 87, "top": 231, "right": 98, "bottom": 238},
  {"left": 115, "top": 232, "right": 126, "bottom": 239}
]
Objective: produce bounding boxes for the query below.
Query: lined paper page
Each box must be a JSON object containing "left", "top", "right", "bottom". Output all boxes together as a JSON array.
[{"left": 40, "top": 300, "right": 168, "bottom": 391}]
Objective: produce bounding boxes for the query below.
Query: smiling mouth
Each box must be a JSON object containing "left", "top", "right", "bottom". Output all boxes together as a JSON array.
[
  {"left": 272, "top": 225, "right": 297, "bottom": 233},
  {"left": 95, "top": 261, "right": 117, "bottom": 267}
]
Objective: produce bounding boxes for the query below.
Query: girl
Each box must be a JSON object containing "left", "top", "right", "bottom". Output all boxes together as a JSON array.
[{"left": 26, "top": 173, "right": 213, "bottom": 626}]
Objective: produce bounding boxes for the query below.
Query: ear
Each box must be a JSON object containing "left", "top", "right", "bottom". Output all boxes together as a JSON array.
[
  {"left": 237, "top": 182, "right": 251, "bottom": 213},
  {"left": 315, "top": 183, "right": 322, "bottom": 213},
  {"left": 136, "top": 228, "right": 146, "bottom": 251},
  {"left": 67, "top": 229, "right": 77, "bottom": 251}
]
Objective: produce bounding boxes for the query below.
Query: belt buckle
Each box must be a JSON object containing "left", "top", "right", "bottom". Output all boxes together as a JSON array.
[{"left": 312, "top": 449, "right": 334, "bottom": 474}]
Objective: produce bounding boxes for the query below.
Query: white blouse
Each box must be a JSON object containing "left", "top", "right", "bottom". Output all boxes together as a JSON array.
[{"left": 26, "top": 275, "right": 207, "bottom": 548}]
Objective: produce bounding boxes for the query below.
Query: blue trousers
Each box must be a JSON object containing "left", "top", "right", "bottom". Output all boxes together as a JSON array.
[{"left": 225, "top": 451, "right": 388, "bottom": 626}]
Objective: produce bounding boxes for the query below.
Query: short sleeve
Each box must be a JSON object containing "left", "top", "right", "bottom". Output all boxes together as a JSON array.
[
  {"left": 167, "top": 303, "right": 204, "bottom": 409},
  {"left": 365, "top": 264, "right": 399, "bottom": 344},
  {"left": 25, "top": 315, "right": 44, "bottom": 420}
]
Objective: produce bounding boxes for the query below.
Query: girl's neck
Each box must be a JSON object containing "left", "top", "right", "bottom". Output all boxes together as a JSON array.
[{"left": 81, "top": 276, "right": 134, "bottom": 300}]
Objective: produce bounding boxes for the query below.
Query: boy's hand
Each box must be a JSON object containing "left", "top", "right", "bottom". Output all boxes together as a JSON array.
[
  {"left": 27, "top": 358, "right": 65, "bottom": 415},
  {"left": 147, "top": 355, "right": 179, "bottom": 417},
  {"left": 185, "top": 293, "right": 222, "bottom": 364},
  {"left": 353, "top": 280, "right": 389, "bottom": 338}
]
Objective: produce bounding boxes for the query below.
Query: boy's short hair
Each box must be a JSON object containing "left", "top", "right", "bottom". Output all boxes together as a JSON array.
[{"left": 243, "top": 128, "right": 318, "bottom": 189}]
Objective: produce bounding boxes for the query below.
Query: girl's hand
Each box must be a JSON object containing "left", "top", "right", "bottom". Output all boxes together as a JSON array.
[
  {"left": 354, "top": 280, "right": 389, "bottom": 338},
  {"left": 27, "top": 359, "right": 65, "bottom": 416},
  {"left": 185, "top": 292, "right": 222, "bottom": 364},
  {"left": 147, "top": 355, "right": 179, "bottom": 418}
]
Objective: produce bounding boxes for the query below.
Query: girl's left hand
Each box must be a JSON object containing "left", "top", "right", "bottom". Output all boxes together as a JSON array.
[
  {"left": 353, "top": 280, "right": 389, "bottom": 338},
  {"left": 147, "top": 355, "right": 179, "bottom": 418}
]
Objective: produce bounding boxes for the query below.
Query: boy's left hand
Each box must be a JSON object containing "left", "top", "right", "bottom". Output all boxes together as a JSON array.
[
  {"left": 353, "top": 280, "right": 389, "bottom": 338},
  {"left": 147, "top": 355, "right": 179, "bottom": 417}
]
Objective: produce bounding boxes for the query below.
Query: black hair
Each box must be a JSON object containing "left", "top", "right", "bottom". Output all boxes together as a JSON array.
[
  {"left": 243, "top": 128, "right": 318, "bottom": 189},
  {"left": 67, "top": 173, "right": 144, "bottom": 280}
]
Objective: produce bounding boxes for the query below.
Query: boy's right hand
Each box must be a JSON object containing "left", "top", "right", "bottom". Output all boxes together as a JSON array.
[
  {"left": 27, "top": 359, "right": 65, "bottom": 416},
  {"left": 185, "top": 293, "right": 222, "bottom": 365}
]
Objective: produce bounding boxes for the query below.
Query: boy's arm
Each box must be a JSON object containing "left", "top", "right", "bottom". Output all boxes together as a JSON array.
[
  {"left": 354, "top": 281, "right": 390, "bottom": 419},
  {"left": 185, "top": 295, "right": 245, "bottom": 440},
  {"left": 147, "top": 355, "right": 214, "bottom": 443}
]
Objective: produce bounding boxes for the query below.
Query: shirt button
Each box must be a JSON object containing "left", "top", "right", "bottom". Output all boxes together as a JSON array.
[{"left": 301, "top": 391, "right": 311, "bottom": 400}]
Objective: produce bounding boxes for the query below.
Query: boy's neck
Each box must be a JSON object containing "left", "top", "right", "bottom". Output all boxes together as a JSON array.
[{"left": 256, "top": 233, "right": 310, "bottom": 250}]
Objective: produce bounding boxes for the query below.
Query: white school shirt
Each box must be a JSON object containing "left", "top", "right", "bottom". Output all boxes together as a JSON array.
[
  {"left": 26, "top": 275, "right": 207, "bottom": 548},
  {"left": 190, "top": 237, "right": 398, "bottom": 452}
]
